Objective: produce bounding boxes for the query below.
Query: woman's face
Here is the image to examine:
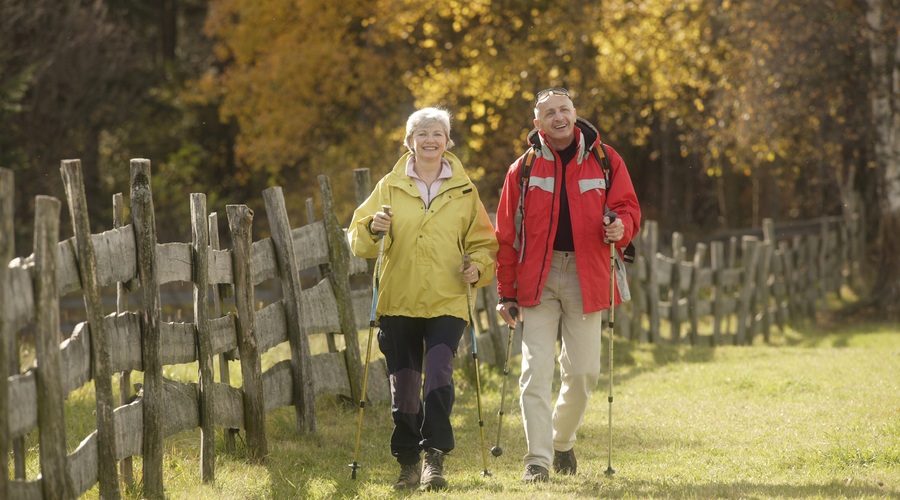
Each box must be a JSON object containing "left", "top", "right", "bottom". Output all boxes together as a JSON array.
[{"left": 411, "top": 124, "right": 449, "bottom": 162}]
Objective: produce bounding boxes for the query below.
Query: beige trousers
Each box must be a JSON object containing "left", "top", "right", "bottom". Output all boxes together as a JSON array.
[{"left": 519, "top": 251, "right": 603, "bottom": 470}]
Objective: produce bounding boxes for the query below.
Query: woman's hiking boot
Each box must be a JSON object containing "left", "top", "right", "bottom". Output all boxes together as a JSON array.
[
  {"left": 392, "top": 461, "right": 421, "bottom": 490},
  {"left": 420, "top": 448, "right": 447, "bottom": 490}
]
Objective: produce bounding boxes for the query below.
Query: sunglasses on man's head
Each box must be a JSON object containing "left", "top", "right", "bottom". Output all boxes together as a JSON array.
[{"left": 534, "top": 87, "right": 570, "bottom": 106}]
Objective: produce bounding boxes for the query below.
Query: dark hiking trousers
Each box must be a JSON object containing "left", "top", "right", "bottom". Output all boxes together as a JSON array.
[{"left": 378, "top": 315, "right": 465, "bottom": 465}]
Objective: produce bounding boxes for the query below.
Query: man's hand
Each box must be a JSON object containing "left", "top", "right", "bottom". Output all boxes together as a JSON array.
[
  {"left": 603, "top": 215, "right": 624, "bottom": 244},
  {"left": 496, "top": 301, "right": 521, "bottom": 329}
]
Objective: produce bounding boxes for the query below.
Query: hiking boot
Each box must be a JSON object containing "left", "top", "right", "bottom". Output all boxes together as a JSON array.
[
  {"left": 521, "top": 464, "right": 549, "bottom": 483},
  {"left": 420, "top": 448, "right": 447, "bottom": 490},
  {"left": 392, "top": 461, "right": 421, "bottom": 490},
  {"left": 553, "top": 447, "right": 577, "bottom": 475}
]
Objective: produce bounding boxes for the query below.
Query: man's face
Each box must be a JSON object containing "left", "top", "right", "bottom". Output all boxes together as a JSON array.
[{"left": 534, "top": 94, "right": 576, "bottom": 149}]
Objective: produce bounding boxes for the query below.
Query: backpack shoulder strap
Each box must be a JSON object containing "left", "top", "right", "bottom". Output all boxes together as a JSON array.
[
  {"left": 519, "top": 147, "right": 537, "bottom": 188},
  {"left": 591, "top": 142, "right": 611, "bottom": 185},
  {"left": 592, "top": 142, "right": 636, "bottom": 263}
]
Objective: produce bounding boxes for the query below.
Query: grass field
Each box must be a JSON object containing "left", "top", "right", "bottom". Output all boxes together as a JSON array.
[{"left": 31, "top": 316, "right": 900, "bottom": 499}]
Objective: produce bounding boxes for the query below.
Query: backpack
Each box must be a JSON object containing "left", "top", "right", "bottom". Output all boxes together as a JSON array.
[{"left": 517, "top": 142, "right": 636, "bottom": 263}]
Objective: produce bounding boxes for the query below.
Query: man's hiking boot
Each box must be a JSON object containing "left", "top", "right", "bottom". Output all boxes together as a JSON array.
[
  {"left": 392, "top": 461, "right": 421, "bottom": 490},
  {"left": 420, "top": 448, "right": 447, "bottom": 490},
  {"left": 521, "top": 464, "right": 549, "bottom": 483},
  {"left": 553, "top": 447, "right": 577, "bottom": 475}
]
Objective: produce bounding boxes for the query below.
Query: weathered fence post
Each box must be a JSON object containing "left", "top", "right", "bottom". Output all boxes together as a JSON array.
[
  {"left": 208, "top": 212, "right": 237, "bottom": 452},
  {"left": 318, "top": 175, "right": 364, "bottom": 404},
  {"left": 670, "top": 232, "right": 685, "bottom": 342},
  {"left": 33, "top": 195, "right": 76, "bottom": 499},
  {"left": 644, "top": 221, "right": 661, "bottom": 343},
  {"left": 61, "top": 160, "right": 120, "bottom": 499},
  {"left": 226, "top": 204, "right": 268, "bottom": 462},
  {"left": 112, "top": 193, "right": 135, "bottom": 489},
  {"left": 759, "top": 219, "right": 776, "bottom": 341},
  {"left": 689, "top": 243, "right": 708, "bottom": 345},
  {"left": 304, "top": 197, "right": 338, "bottom": 353},
  {"left": 263, "top": 187, "right": 317, "bottom": 433},
  {"left": 737, "top": 237, "right": 760, "bottom": 345},
  {"left": 191, "top": 194, "right": 216, "bottom": 482},
  {"left": 710, "top": 241, "right": 725, "bottom": 345},
  {"left": 130, "top": 158, "right": 164, "bottom": 498},
  {"left": 0, "top": 167, "right": 12, "bottom": 497}
]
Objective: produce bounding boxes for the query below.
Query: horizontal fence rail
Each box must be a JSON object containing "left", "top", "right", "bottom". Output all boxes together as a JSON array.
[{"left": 0, "top": 162, "right": 860, "bottom": 498}]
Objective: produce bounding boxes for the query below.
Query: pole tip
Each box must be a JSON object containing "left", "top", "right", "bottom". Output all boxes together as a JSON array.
[
  {"left": 604, "top": 466, "right": 616, "bottom": 476},
  {"left": 491, "top": 446, "right": 503, "bottom": 457}
]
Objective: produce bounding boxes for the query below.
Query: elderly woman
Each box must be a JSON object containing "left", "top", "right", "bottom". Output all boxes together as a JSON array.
[{"left": 348, "top": 107, "right": 498, "bottom": 491}]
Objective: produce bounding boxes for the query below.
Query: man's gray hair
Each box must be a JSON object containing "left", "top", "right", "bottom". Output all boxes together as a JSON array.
[{"left": 404, "top": 107, "right": 455, "bottom": 151}]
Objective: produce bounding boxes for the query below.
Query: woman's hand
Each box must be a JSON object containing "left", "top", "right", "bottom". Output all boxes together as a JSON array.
[
  {"left": 460, "top": 262, "right": 480, "bottom": 284},
  {"left": 369, "top": 206, "right": 393, "bottom": 234}
]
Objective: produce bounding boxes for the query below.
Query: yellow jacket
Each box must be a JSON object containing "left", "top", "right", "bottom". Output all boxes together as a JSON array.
[{"left": 349, "top": 151, "right": 498, "bottom": 321}]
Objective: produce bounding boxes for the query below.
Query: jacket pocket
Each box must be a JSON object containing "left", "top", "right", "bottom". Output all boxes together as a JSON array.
[{"left": 578, "top": 177, "right": 606, "bottom": 194}]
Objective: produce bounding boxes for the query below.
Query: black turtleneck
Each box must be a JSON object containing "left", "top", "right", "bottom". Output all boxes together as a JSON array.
[{"left": 553, "top": 138, "right": 579, "bottom": 251}]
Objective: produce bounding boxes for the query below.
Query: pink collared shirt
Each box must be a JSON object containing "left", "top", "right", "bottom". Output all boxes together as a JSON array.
[{"left": 406, "top": 156, "right": 453, "bottom": 209}]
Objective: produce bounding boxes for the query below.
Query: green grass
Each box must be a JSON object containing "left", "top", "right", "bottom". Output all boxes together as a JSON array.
[{"left": 15, "top": 319, "right": 900, "bottom": 499}]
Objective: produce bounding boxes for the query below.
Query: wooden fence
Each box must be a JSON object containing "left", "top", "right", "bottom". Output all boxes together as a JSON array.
[{"left": 0, "top": 161, "right": 861, "bottom": 498}]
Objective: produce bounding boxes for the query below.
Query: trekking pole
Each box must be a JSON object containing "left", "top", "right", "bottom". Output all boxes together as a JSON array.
[
  {"left": 349, "top": 205, "right": 391, "bottom": 479},
  {"left": 463, "top": 254, "right": 492, "bottom": 477},
  {"left": 490, "top": 306, "right": 518, "bottom": 457},
  {"left": 604, "top": 212, "right": 618, "bottom": 476}
]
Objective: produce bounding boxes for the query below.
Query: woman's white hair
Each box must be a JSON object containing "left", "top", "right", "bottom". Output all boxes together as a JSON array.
[{"left": 404, "top": 107, "right": 455, "bottom": 151}]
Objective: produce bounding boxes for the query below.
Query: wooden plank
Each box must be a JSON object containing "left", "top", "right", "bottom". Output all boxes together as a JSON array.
[
  {"left": 290, "top": 222, "right": 331, "bottom": 270},
  {"left": 91, "top": 225, "right": 137, "bottom": 287},
  {"left": 33, "top": 195, "right": 76, "bottom": 498},
  {"left": 156, "top": 242, "right": 192, "bottom": 285},
  {"left": 4, "top": 262, "right": 34, "bottom": 333},
  {"left": 263, "top": 187, "right": 317, "bottom": 433},
  {"left": 161, "top": 379, "right": 200, "bottom": 439},
  {"left": 56, "top": 236, "right": 82, "bottom": 296},
  {"left": 191, "top": 193, "right": 216, "bottom": 482},
  {"left": 107, "top": 312, "right": 143, "bottom": 373},
  {"left": 114, "top": 399, "right": 143, "bottom": 460},
  {"left": 210, "top": 313, "right": 238, "bottom": 357},
  {"left": 211, "top": 381, "right": 245, "bottom": 431},
  {"left": 60, "top": 321, "right": 92, "bottom": 394},
  {"left": 159, "top": 321, "right": 198, "bottom": 365},
  {"left": 208, "top": 248, "right": 233, "bottom": 285},
  {"left": 251, "top": 237, "right": 278, "bottom": 285},
  {"left": 8, "top": 371, "right": 37, "bottom": 439},
  {"left": 130, "top": 158, "right": 164, "bottom": 498},
  {"left": 68, "top": 431, "right": 98, "bottom": 497},
  {"left": 227, "top": 204, "right": 268, "bottom": 463},
  {"left": 256, "top": 301, "right": 289, "bottom": 353},
  {"left": 262, "top": 360, "right": 294, "bottom": 413},
  {"left": 301, "top": 279, "right": 343, "bottom": 332}
]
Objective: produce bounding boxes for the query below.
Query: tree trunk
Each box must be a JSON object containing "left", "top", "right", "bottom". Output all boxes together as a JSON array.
[{"left": 866, "top": 0, "right": 900, "bottom": 319}]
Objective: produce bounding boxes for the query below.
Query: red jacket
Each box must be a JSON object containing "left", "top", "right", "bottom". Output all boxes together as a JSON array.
[{"left": 495, "top": 118, "right": 641, "bottom": 314}]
